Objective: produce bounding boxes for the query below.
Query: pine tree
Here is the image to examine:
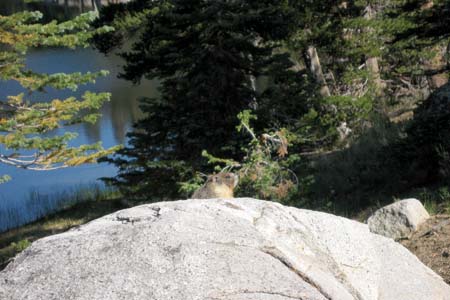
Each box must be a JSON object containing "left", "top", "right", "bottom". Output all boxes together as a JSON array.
[
  {"left": 93, "top": 0, "right": 450, "bottom": 204},
  {"left": 387, "top": 0, "right": 450, "bottom": 186},
  {"left": 91, "top": 0, "right": 164, "bottom": 53},
  {"left": 284, "top": 1, "right": 450, "bottom": 148},
  {"left": 0, "top": 10, "right": 119, "bottom": 183},
  {"left": 95, "top": 0, "right": 300, "bottom": 201}
]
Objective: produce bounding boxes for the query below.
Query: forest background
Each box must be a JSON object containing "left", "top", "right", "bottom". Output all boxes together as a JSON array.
[
  {"left": 93, "top": 0, "right": 450, "bottom": 215},
  {"left": 1, "top": 0, "right": 450, "bottom": 222}
]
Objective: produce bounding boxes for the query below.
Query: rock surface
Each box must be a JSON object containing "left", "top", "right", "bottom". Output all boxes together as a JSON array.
[
  {"left": 368, "top": 198, "right": 430, "bottom": 239},
  {"left": 1, "top": 198, "right": 449, "bottom": 300}
]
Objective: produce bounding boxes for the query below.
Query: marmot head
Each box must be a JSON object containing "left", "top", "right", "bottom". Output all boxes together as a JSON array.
[{"left": 207, "top": 172, "right": 239, "bottom": 189}]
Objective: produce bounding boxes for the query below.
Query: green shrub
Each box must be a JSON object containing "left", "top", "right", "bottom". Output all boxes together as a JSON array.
[
  {"left": 195, "top": 110, "right": 302, "bottom": 204},
  {"left": 11, "top": 239, "right": 31, "bottom": 252}
]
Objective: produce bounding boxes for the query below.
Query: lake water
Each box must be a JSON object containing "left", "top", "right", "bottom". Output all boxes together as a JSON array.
[{"left": 0, "top": 0, "right": 156, "bottom": 231}]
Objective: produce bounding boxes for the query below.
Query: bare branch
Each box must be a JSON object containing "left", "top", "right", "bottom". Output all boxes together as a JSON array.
[
  {"left": 0, "top": 153, "right": 69, "bottom": 171},
  {"left": 261, "top": 133, "right": 282, "bottom": 144},
  {"left": 242, "top": 121, "right": 257, "bottom": 141}
]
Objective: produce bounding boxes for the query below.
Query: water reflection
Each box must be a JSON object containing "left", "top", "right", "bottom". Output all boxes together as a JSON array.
[{"left": 0, "top": 0, "right": 156, "bottom": 231}]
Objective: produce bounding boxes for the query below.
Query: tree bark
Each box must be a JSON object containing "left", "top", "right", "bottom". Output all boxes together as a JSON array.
[
  {"left": 366, "top": 56, "right": 383, "bottom": 94},
  {"left": 305, "top": 46, "right": 331, "bottom": 97},
  {"left": 364, "top": 5, "right": 384, "bottom": 96},
  {"left": 93, "top": 0, "right": 102, "bottom": 11}
]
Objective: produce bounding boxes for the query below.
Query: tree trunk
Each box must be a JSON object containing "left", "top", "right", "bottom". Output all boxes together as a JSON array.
[
  {"left": 366, "top": 56, "right": 383, "bottom": 94},
  {"left": 305, "top": 46, "right": 331, "bottom": 97},
  {"left": 364, "top": 5, "right": 384, "bottom": 96},
  {"left": 64, "top": 0, "right": 69, "bottom": 18},
  {"left": 93, "top": 0, "right": 102, "bottom": 11}
]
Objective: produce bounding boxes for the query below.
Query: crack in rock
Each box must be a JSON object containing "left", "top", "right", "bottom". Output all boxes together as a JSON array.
[
  {"left": 209, "top": 289, "right": 311, "bottom": 300},
  {"left": 272, "top": 210, "right": 364, "bottom": 300},
  {"left": 260, "top": 246, "right": 333, "bottom": 300},
  {"left": 253, "top": 207, "right": 269, "bottom": 226},
  {"left": 151, "top": 206, "right": 161, "bottom": 217},
  {"left": 238, "top": 289, "right": 308, "bottom": 299},
  {"left": 115, "top": 215, "right": 142, "bottom": 224},
  {"left": 223, "top": 202, "right": 243, "bottom": 210}
]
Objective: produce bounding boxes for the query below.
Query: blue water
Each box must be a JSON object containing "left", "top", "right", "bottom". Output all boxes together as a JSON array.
[{"left": 0, "top": 2, "right": 159, "bottom": 231}]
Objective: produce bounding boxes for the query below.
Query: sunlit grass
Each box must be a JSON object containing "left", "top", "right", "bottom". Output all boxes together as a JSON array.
[
  {"left": 0, "top": 183, "right": 119, "bottom": 232},
  {"left": 0, "top": 185, "right": 125, "bottom": 270},
  {"left": 424, "top": 200, "right": 438, "bottom": 215},
  {"left": 40, "top": 218, "right": 85, "bottom": 231},
  {"left": 406, "top": 186, "right": 450, "bottom": 216}
]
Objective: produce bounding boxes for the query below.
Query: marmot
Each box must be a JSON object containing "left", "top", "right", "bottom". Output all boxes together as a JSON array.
[{"left": 191, "top": 172, "right": 239, "bottom": 199}]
